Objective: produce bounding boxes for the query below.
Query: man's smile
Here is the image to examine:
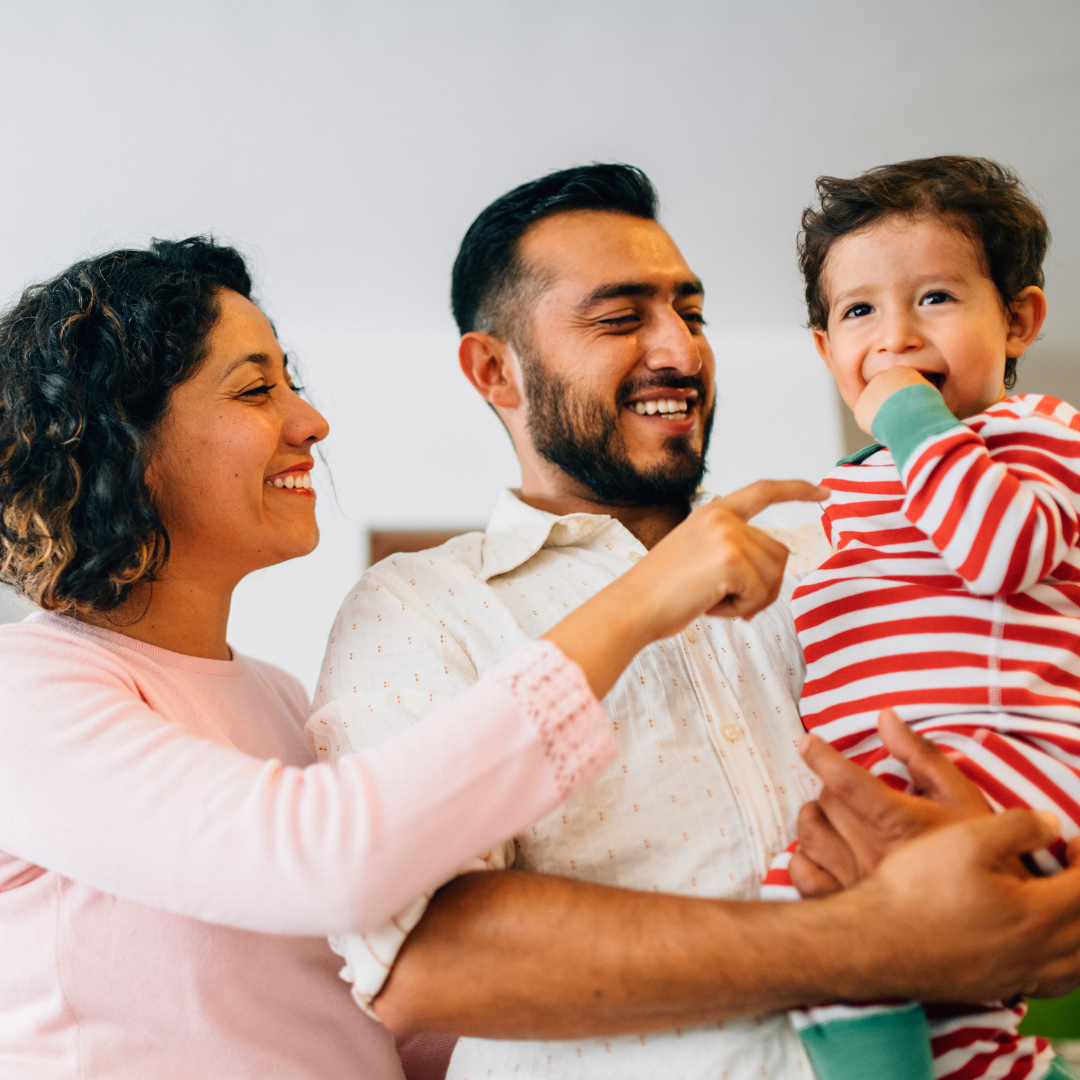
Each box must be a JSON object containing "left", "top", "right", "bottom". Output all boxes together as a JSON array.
[{"left": 623, "top": 388, "right": 700, "bottom": 433}]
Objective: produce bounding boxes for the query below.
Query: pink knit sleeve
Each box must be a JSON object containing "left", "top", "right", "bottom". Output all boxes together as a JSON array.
[
  {"left": 0, "top": 628, "right": 614, "bottom": 938},
  {"left": 484, "top": 639, "right": 616, "bottom": 799}
]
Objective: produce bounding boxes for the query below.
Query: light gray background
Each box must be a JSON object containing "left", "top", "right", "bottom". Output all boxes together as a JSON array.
[{"left": 1, "top": 0, "right": 1078, "bottom": 691}]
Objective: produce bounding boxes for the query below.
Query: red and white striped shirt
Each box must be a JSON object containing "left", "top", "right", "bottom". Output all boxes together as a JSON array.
[
  {"left": 788, "top": 386, "right": 1079, "bottom": 1080},
  {"left": 794, "top": 390, "right": 1080, "bottom": 785}
]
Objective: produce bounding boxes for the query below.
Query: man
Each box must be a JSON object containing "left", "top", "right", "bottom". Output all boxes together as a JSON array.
[{"left": 310, "top": 165, "right": 1080, "bottom": 1078}]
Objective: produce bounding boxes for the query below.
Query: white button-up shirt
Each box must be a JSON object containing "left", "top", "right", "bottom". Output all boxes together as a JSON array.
[{"left": 312, "top": 490, "right": 829, "bottom": 1080}]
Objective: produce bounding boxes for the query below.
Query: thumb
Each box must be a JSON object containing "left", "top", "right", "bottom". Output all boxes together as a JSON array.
[
  {"left": 718, "top": 480, "right": 830, "bottom": 521},
  {"left": 877, "top": 709, "right": 985, "bottom": 811}
]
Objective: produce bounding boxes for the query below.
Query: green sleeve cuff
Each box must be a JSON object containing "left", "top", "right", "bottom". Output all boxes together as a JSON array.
[{"left": 870, "top": 381, "right": 962, "bottom": 473}]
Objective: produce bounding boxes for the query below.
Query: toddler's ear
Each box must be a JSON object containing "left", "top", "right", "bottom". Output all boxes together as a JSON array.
[
  {"left": 1006, "top": 286, "right": 1047, "bottom": 357},
  {"left": 812, "top": 327, "right": 835, "bottom": 373}
]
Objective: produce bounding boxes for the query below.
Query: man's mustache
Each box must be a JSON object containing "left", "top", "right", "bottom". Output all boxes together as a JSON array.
[{"left": 616, "top": 375, "right": 708, "bottom": 408}]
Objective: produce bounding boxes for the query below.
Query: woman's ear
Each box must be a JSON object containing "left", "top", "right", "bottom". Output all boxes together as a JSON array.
[
  {"left": 458, "top": 333, "right": 523, "bottom": 410},
  {"left": 1006, "top": 286, "right": 1048, "bottom": 356}
]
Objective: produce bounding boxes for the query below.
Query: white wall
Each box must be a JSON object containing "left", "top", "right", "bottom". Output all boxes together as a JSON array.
[{"left": 1, "top": 1, "right": 1078, "bottom": 692}]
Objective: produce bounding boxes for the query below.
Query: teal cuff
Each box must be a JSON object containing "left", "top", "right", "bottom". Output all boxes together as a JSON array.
[
  {"left": 1050, "top": 1058, "right": 1080, "bottom": 1080},
  {"left": 870, "top": 382, "right": 962, "bottom": 474},
  {"left": 797, "top": 1003, "right": 934, "bottom": 1080}
]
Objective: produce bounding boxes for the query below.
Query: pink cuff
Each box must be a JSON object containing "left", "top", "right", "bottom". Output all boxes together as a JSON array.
[{"left": 487, "top": 640, "right": 617, "bottom": 799}]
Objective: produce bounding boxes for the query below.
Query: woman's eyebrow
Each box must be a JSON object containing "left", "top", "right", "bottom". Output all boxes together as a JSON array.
[{"left": 218, "top": 353, "right": 273, "bottom": 383}]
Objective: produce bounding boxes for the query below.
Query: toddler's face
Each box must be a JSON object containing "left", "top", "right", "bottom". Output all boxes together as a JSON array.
[{"left": 813, "top": 216, "right": 1020, "bottom": 420}]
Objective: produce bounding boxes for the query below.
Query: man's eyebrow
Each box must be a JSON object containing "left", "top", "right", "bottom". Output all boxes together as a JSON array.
[
  {"left": 219, "top": 352, "right": 273, "bottom": 382},
  {"left": 578, "top": 278, "right": 704, "bottom": 310}
]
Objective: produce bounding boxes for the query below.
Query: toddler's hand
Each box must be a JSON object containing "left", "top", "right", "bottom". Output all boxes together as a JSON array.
[{"left": 854, "top": 367, "right": 936, "bottom": 435}]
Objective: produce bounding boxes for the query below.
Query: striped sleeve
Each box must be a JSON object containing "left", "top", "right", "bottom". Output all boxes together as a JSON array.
[{"left": 872, "top": 385, "right": 1080, "bottom": 596}]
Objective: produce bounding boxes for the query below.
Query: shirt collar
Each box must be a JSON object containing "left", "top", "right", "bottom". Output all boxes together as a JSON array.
[{"left": 478, "top": 488, "right": 714, "bottom": 582}]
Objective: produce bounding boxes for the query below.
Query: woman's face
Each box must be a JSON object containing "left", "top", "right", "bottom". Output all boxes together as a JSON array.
[{"left": 148, "top": 288, "right": 330, "bottom": 587}]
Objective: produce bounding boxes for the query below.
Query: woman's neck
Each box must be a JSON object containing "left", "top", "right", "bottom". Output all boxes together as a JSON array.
[{"left": 76, "top": 573, "right": 234, "bottom": 661}]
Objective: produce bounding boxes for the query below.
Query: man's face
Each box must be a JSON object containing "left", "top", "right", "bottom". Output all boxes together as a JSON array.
[{"left": 514, "top": 210, "right": 715, "bottom": 506}]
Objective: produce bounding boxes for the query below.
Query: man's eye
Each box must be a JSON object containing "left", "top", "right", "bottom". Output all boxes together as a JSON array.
[
  {"left": 598, "top": 315, "right": 640, "bottom": 327},
  {"left": 843, "top": 303, "right": 872, "bottom": 319},
  {"left": 920, "top": 291, "right": 952, "bottom": 306}
]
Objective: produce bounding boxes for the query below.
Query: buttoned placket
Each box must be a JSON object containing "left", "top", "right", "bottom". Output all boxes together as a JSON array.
[{"left": 678, "top": 616, "right": 792, "bottom": 883}]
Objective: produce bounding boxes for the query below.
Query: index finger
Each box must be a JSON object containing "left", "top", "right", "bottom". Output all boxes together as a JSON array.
[{"left": 717, "top": 480, "right": 830, "bottom": 522}]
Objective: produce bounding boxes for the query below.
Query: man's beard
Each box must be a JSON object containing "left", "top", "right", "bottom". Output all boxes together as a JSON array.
[{"left": 520, "top": 348, "right": 714, "bottom": 508}]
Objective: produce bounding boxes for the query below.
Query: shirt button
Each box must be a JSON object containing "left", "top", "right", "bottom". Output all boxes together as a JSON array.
[
  {"left": 580, "top": 521, "right": 594, "bottom": 536},
  {"left": 722, "top": 724, "right": 742, "bottom": 743},
  {"left": 684, "top": 628, "right": 697, "bottom": 643},
  {"left": 628, "top": 551, "right": 643, "bottom": 563}
]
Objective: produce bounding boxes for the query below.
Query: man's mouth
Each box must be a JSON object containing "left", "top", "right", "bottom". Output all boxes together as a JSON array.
[{"left": 624, "top": 390, "right": 699, "bottom": 418}]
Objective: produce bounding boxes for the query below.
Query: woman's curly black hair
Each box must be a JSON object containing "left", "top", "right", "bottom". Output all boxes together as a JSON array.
[{"left": 0, "top": 236, "right": 252, "bottom": 613}]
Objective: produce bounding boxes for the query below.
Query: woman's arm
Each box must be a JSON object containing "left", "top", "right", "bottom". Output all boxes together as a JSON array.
[{"left": 0, "top": 628, "right": 609, "bottom": 936}]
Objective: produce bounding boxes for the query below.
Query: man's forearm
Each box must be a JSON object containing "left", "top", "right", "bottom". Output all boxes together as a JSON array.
[
  {"left": 376, "top": 809, "right": 1080, "bottom": 1040},
  {"left": 373, "top": 868, "right": 876, "bottom": 1038}
]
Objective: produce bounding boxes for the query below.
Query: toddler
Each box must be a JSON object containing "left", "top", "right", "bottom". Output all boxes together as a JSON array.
[{"left": 764, "top": 156, "right": 1080, "bottom": 1080}]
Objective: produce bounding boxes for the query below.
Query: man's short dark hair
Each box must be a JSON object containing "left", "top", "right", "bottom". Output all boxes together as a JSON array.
[
  {"left": 798, "top": 155, "right": 1050, "bottom": 388},
  {"left": 451, "top": 163, "right": 659, "bottom": 343}
]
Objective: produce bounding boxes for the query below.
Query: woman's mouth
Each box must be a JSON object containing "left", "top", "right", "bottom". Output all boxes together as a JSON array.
[{"left": 264, "top": 466, "right": 315, "bottom": 495}]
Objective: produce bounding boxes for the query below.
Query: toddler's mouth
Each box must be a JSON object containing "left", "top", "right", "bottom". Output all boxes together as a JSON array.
[{"left": 920, "top": 371, "right": 946, "bottom": 391}]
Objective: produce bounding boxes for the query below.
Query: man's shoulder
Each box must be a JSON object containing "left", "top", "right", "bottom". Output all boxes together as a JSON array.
[
  {"left": 365, "top": 530, "right": 488, "bottom": 588},
  {"left": 329, "top": 528, "right": 500, "bottom": 632}
]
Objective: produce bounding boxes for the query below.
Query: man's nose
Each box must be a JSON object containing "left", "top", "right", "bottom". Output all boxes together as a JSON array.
[{"left": 643, "top": 310, "right": 702, "bottom": 375}]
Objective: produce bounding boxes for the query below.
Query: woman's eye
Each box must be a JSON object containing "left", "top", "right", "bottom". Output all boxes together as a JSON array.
[
  {"left": 843, "top": 303, "right": 872, "bottom": 319},
  {"left": 920, "top": 291, "right": 952, "bottom": 306},
  {"left": 240, "top": 383, "right": 276, "bottom": 399}
]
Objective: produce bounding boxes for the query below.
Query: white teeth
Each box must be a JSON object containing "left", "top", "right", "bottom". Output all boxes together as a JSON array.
[
  {"left": 266, "top": 472, "right": 313, "bottom": 490},
  {"left": 630, "top": 398, "right": 690, "bottom": 415}
]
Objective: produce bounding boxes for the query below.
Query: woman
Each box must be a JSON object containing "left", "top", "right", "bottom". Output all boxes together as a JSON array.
[{"left": 0, "top": 237, "right": 792, "bottom": 1078}]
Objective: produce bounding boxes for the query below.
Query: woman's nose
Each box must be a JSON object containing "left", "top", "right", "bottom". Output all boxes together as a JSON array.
[{"left": 287, "top": 392, "right": 330, "bottom": 446}]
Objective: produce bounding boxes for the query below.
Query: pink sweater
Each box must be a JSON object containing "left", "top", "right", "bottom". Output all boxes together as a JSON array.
[{"left": 0, "top": 612, "right": 615, "bottom": 1079}]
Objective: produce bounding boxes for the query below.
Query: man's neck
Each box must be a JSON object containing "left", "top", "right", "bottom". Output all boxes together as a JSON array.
[{"left": 517, "top": 486, "right": 690, "bottom": 550}]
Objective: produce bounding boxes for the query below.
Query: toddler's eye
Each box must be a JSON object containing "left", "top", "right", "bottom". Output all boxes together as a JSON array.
[
  {"left": 843, "top": 303, "right": 872, "bottom": 319},
  {"left": 920, "top": 291, "right": 952, "bottom": 306}
]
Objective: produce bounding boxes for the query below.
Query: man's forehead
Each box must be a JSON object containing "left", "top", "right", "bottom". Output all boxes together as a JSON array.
[{"left": 519, "top": 209, "right": 698, "bottom": 294}]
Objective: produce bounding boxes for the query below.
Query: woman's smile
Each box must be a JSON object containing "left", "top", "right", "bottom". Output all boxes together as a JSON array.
[{"left": 265, "top": 463, "right": 315, "bottom": 495}]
